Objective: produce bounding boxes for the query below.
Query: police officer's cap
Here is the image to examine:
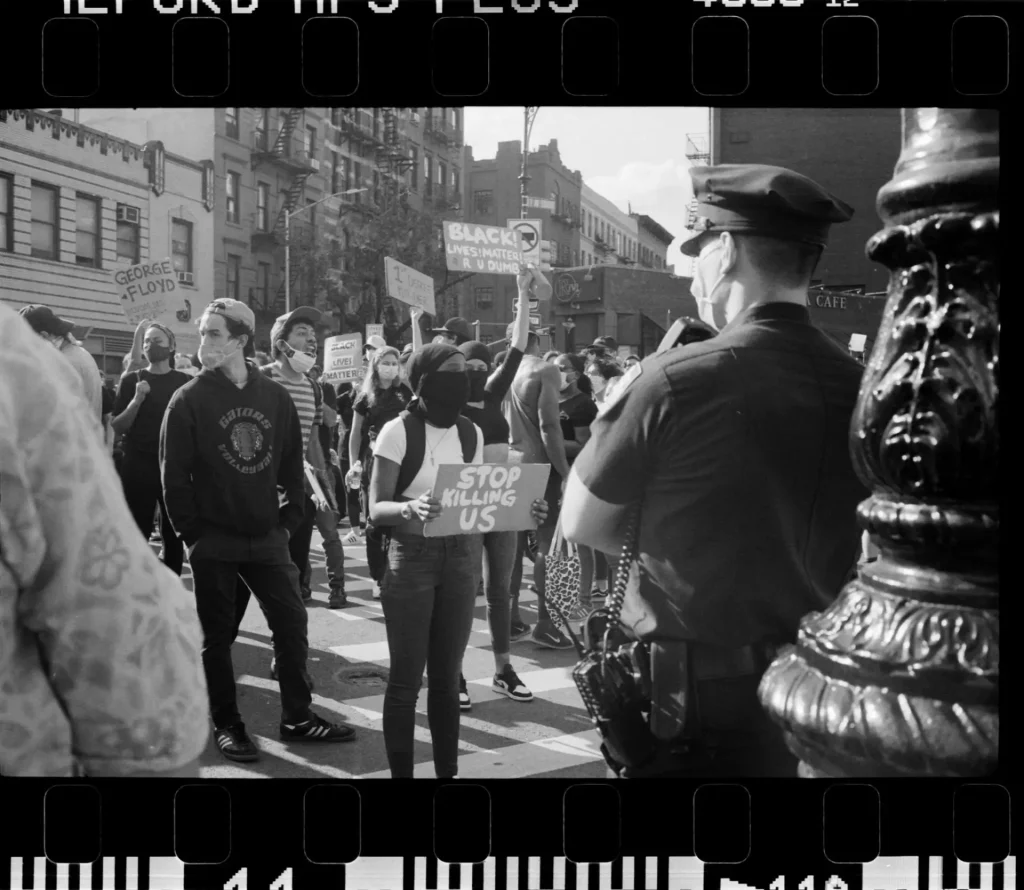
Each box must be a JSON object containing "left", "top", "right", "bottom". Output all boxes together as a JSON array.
[{"left": 680, "top": 164, "right": 854, "bottom": 258}]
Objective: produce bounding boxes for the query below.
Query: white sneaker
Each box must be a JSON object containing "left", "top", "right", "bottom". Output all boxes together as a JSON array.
[
  {"left": 372, "top": 582, "right": 382, "bottom": 600},
  {"left": 343, "top": 530, "right": 362, "bottom": 545}
]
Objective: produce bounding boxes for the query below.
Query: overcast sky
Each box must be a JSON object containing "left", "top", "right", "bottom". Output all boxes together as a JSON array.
[{"left": 463, "top": 106, "right": 709, "bottom": 275}]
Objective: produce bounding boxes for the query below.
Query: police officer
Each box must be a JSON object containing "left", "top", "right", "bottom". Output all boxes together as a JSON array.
[{"left": 561, "top": 164, "right": 869, "bottom": 778}]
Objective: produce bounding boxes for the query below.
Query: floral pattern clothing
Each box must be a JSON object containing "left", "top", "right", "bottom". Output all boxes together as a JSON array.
[{"left": 0, "top": 304, "right": 210, "bottom": 776}]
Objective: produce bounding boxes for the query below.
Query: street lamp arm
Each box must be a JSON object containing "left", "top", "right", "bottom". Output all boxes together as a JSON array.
[{"left": 287, "top": 188, "right": 368, "bottom": 221}]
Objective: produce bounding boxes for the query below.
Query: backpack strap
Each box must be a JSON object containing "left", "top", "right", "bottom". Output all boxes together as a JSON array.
[
  {"left": 455, "top": 416, "right": 478, "bottom": 464},
  {"left": 394, "top": 411, "right": 426, "bottom": 501}
]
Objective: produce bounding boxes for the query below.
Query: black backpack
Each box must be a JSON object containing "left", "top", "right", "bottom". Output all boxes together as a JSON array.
[{"left": 392, "top": 411, "right": 478, "bottom": 502}]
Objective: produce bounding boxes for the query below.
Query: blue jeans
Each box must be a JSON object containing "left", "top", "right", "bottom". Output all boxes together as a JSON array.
[{"left": 381, "top": 531, "right": 482, "bottom": 779}]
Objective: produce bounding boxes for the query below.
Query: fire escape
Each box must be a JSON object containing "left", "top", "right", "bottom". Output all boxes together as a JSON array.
[
  {"left": 250, "top": 108, "right": 320, "bottom": 313},
  {"left": 424, "top": 109, "right": 464, "bottom": 212}
]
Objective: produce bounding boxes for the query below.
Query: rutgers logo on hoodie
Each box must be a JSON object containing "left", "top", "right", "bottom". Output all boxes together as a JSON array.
[{"left": 217, "top": 407, "right": 274, "bottom": 475}]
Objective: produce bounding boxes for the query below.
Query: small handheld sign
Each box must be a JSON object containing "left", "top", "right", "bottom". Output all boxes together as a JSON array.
[
  {"left": 322, "top": 333, "right": 363, "bottom": 384},
  {"left": 114, "top": 258, "right": 187, "bottom": 326},
  {"left": 443, "top": 222, "right": 525, "bottom": 275},
  {"left": 424, "top": 463, "right": 551, "bottom": 537}
]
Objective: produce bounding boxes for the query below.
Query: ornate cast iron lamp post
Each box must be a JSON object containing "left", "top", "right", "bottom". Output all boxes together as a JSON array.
[{"left": 759, "top": 108, "right": 999, "bottom": 777}]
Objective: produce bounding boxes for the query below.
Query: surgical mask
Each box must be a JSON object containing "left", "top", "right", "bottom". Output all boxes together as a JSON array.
[
  {"left": 378, "top": 364, "right": 400, "bottom": 382},
  {"left": 691, "top": 241, "right": 729, "bottom": 330},
  {"left": 287, "top": 348, "right": 317, "bottom": 375},
  {"left": 588, "top": 374, "right": 605, "bottom": 394},
  {"left": 145, "top": 345, "right": 172, "bottom": 364},
  {"left": 418, "top": 371, "right": 470, "bottom": 428},
  {"left": 198, "top": 339, "right": 239, "bottom": 370}
]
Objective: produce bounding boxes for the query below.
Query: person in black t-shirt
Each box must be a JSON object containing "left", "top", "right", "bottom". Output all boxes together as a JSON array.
[
  {"left": 111, "top": 322, "right": 192, "bottom": 575},
  {"left": 347, "top": 346, "right": 413, "bottom": 596},
  {"left": 335, "top": 382, "right": 364, "bottom": 542}
]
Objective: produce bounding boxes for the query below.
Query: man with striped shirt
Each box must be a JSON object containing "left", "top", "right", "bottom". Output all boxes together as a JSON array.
[{"left": 263, "top": 307, "right": 348, "bottom": 610}]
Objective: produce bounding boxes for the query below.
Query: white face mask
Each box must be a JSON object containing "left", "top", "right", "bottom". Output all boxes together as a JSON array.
[
  {"left": 378, "top": 364, "right": 399, "bottom": 381},
  {"left": 198, "top": 339, "right": 239, "bottom": 370},
  {"left": 691, "top": 241, "right": 730, "bottom": 331},
  {"left": 287, "top": 349, "right": 317, "bottom": 375}
]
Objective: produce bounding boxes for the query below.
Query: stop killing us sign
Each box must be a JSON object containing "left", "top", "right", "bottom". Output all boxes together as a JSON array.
[{"left": 424, "top": 463, "right": 552, "bottom": 537}]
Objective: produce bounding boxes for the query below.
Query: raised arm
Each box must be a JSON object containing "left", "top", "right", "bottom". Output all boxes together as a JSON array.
[
  {"left": 537, "top": 363, "right": 571, "bottom": 484},
  {"left": 411, "top": 306, "right": 425, "bottom": 352}
]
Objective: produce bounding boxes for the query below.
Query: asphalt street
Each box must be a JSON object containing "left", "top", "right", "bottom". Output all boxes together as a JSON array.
[{"left": 163, "top": 527, "right": 607, "bottom": 780}]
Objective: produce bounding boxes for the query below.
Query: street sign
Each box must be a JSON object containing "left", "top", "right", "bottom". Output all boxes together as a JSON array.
[
  {"left": 526, "top": 197, "right": 556, "bottom": 211},
  {"left": 529, "top": 315, "right": 541, "bottom": 326},
  {"left": 507, "top": 218, "right": 542, "bottom": 268},
  {"left": 384, "top": 256, "right": 436, "bottom": 315}
]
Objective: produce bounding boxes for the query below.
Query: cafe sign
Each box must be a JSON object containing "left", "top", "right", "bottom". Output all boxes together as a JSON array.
[{"left": 555, "top": 272, "right": 580, "bottom": 303}]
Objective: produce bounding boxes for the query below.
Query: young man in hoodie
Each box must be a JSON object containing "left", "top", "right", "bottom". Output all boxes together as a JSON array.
[{"left": 160, "top": 299, "right": 355, "bottom": 763}]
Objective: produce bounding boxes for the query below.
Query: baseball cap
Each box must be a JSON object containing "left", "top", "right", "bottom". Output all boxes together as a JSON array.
[
  {"left": 365, "top": 334, "right": 388, "bottom": 351},
  {"left": 430, "top": 317, "right": 473, "bottom": 343},
  {"left": 205, "top": 298, "right": 257, "bottom": 334},
  {"left": 269, "top": 305, "right": 321, "bottom": 348},
  {"left": 680, "top": 164, "right": 854, "bottom": 258},
  {"left": 592, "top": 336, "right": 618, "bottom": 352},
  {"left": 19, "top": 305, "right": 75, "bottom": 338}
]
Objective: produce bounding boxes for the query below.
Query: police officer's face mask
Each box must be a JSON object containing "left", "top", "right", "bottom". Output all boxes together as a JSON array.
[{"left": 692, "top": 240, "right": 731, "bottom": 330}]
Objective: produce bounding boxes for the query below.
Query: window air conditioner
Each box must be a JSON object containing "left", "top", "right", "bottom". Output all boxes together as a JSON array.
[
  {"left": 309, "top": 159, "right": 320, "bottom": 172},
  {"left": 117, "top": 205, "right": 140, "bottom": 224},
  {"left": 177, "top": 271, "right": 194, "bottom": 285}
]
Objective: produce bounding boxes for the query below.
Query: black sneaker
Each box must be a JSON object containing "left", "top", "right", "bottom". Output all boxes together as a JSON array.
[
  {"left": 532, "top": 622, "right": 574, "bottom": 650},
  {"left": 458, "top": 675, "right": 472, "bottom": 711},
  {"left": 328, "top": 590, "right": 348, "bottom": 608},
  {"left": 509, "top": 620, "right": 532, "bottom": 642},
  {"left": 214, "top": 723, "right": 259, "bottom": 763},
  {"left": 492, "top": 665, "right": 534, "bottom": 702},
  {"left": 280, "top": 713, "right": 356, "bottom": 743},
  {"left": 300, "top": 588, "right": 313, "bottom": 604}
]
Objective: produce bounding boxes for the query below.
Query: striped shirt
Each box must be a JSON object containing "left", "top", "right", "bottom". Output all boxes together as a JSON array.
[{"left": 265, "top": 365, "right": 322, "bottom": 454}]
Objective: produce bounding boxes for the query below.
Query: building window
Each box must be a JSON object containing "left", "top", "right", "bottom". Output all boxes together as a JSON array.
[
  {"left": 473, "top": 189, "right": 493, "bottom": 216},
  {"left": 31, "top": 182, "right": 58, "bottom": 260},
  {"left": 256, "top": 182, "right": 269, "bottom": 232},
  {"left": 171, "top": 218, "right": 193, "bottom": 276},
  {"left": 373, "top": 169, "right": 380, "bottom": 204},
  {"left": 305, "top": 124, "right": 317, "bottom": 159},
  {"left": 411, "top": 108, "right": 421, "bottom": 124},
  {"left": 116, "top": 209, "right": 140, "bottom": 264},
  {"left": 258, "top": 261, "right": 271, "bottom": 308},
  {"left": 75, "top": 194, "right": 101, "bottom": 267},
  {"left": 225, "top": 107, "right": 240, "bottom": 140},
  {"left": 352, "top": 161, "right": 362, "bottom": 200},
  {"left": 227, "top": 254, "right": 241, "bottom": 300},
  {"left": 307, "top": 198, "right": 317, "bottom": 231},
  {"left": 424, "top": 155, "right": 433, "bottom": 196},
  {"left": 0, "top": 174, "right": 11, "bottom": 252},
  {"left": 572, "top": 249, "right": 578, "bottom": 266},
  {"left": 437, "top": 161, "right": 446, "bottom": 194},
  {"left": 451, "top": 165, "right": 460, "bottom": 192},
  {"left": 549, "top": 239, "right": 559, "bottom": 265},
  {"left": 254, "top": 109, "right": 268, "bottom": 149},
  {"left": 331, "top": 151, "right": 340, "bottom": 192},
  {"left": 410, "top": 146, "right": 419, "bottom": 189},
  {"left": 226, "top": 171, "right": 240, "bottom": 223},
  {"left": 474, "top": 287, "right": 493, "bottom": 309}
]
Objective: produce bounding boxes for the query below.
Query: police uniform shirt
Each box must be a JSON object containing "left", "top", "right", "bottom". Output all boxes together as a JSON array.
[{"left": 572, "top": 301, "right": 869, "bottom": 649}]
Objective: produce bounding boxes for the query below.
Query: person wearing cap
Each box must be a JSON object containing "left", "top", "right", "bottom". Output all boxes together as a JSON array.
[
  {"left": 430, "top": 316, "right": 473, "bottom": 347},
  {"left": 504, "top": 268, "right": 575, "bottom": 651},
  {"left": 0, "top": 302, "right": 210, "bottom": 778},
  {"left": 257, "top": 306, "right": 348, "bottom": 612},
  {"left": 562, "top": 164, "right": 869, "bottom": 778},
  {"left": 160, "top": 298, "right": 356, "bottom": 762},
  {"left": 19, "top": 304, "right": 103, "bottom": 437},
  {"left": 364, "top": 333, "right": 389, "bottom": 356},
  {"left": 110, "top": 321, "right": 192, "bottom": 576}
]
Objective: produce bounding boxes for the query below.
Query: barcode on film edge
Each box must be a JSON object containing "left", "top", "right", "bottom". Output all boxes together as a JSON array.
[{"left": 4, "top": 855, "right": 1016, "bottom": 890}]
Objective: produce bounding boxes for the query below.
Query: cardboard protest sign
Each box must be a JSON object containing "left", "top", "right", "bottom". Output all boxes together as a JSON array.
[
  {"left": 322, "top": 333, "right": 363, "bottom": 384},
  {"left": 443, "top": 222, "right": 524, "bottom": 275},
  {"left": 115, "top": 258, "right": 187, "bottom": 327},
  {"left": 424, "top": 463, "right": 551, "bottom": 537},
  {"left": 384, "top": 257, "right": 436, "bottom": 316}
]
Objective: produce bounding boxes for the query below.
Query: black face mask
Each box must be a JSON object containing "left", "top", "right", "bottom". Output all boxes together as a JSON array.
[
  {"left": 417, "top": 371, "right": 470, "bottom": 428},
  {"left": 466, "top": 368, "right": 489, "bottom": 403},
  {"left": 146, "top": 345, "right": 172, "bottom": 364}
]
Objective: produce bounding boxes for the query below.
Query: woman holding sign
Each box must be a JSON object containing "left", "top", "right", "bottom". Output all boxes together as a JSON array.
[
  {"left": 369, "top": 344, "right": 548, "bottom": 779},
  {"left": 455, "top": 274, "right": 536, "bottom": 709}
]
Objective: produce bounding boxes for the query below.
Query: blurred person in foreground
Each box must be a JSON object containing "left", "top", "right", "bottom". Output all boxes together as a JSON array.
[
  {"left": 0, "top": 303, "right": 209, "bottom": 777},
  {"left": 562, "top": 164, "right": 868, "bottom": 778},
  {"left": 160, "top": 299, "right": 354, "bottom": 763}
]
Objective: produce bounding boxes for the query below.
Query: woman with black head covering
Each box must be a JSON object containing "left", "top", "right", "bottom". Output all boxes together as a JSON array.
[{"left": 369, "top": 344, "right": 548, "bottom": 778}]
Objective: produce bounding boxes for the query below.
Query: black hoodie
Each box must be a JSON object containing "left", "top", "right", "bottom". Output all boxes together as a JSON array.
[{"left": 160, "top": 360, "right": 305, "bottom": 546}]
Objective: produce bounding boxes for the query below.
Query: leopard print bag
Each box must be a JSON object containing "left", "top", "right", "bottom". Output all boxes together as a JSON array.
[{"left": 544, "top": 520, "right": 591, "bottom": 626}]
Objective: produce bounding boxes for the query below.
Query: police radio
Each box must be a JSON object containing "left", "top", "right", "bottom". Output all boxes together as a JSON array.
[{"left": 657, "top": 317, "right": 717, "bottom": 354}]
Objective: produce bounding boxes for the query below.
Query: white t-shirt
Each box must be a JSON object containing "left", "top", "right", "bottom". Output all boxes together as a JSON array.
[{"left": 374, "top": 416, "right": 484, "bottom": 500}]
